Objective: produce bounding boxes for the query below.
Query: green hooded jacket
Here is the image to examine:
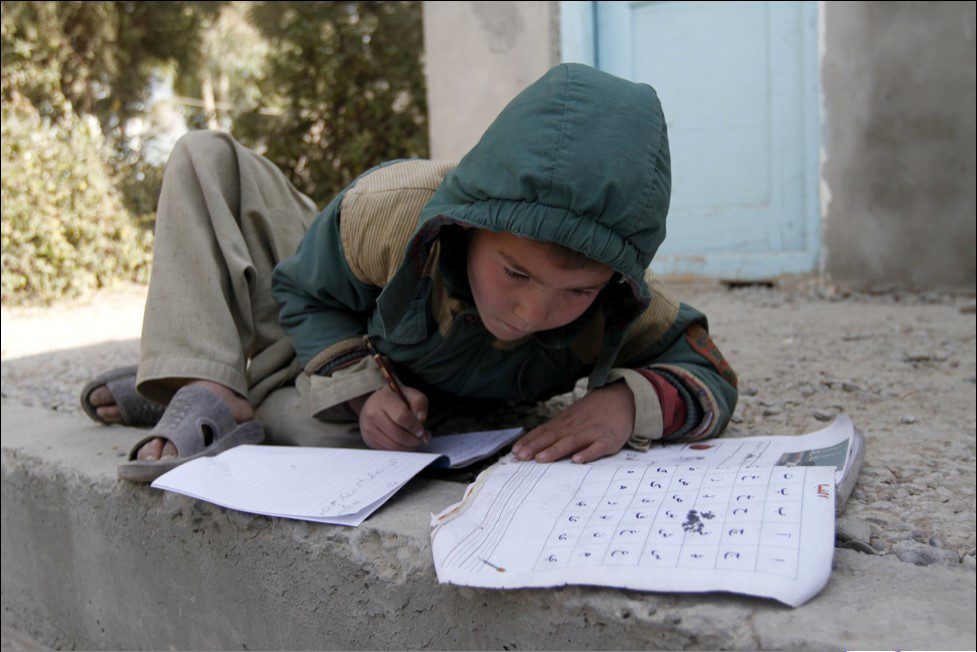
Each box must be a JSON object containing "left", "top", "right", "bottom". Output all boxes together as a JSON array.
[{"left": 271, "top": 64, "right": 738, "bottom": 446}]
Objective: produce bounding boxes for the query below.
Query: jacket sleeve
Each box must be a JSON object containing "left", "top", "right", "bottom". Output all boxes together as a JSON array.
[
  {"left": 270, "top": 191, "right": 387, "bottom": 413},
  {"left": 271, "top": 159, "right": 442, "bottom": 416},
  {"left": 272, "top": 191, "right": 378, "bottom": 370},
  {"left": 605, "top": 273, "right": 739, "bottom": 450}
]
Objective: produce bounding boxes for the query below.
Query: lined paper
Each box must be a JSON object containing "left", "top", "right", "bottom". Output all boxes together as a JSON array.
[{"left": 151, "top": 427, "right": 525, "bottom": 526}]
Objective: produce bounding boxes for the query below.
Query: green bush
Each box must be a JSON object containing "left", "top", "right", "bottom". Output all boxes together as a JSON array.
[
  {"left": 110, "top": 145, "right": 167, "bottom": 222},
  {"left": 0, "top": 1, "right": 428, "bottom": 304},
  {"left": 1, "top": 101, "right": 153, "bottom": 305}
]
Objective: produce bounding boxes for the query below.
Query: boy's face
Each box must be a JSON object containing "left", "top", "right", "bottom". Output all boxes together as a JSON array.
[{"left": 466, "top": 230, "right": 614, "bottom": 341}]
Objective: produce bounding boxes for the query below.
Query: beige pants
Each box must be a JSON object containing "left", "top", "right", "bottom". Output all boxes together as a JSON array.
[{"left": 136, "top": 130, "right": 362, "bottom": 447}]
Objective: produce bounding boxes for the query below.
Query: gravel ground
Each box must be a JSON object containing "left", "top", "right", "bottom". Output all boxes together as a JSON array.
[{"left": 2, "top": 279, "right": 975, "bottom": 568}]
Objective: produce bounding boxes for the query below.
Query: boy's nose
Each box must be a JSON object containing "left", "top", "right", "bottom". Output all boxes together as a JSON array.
[{"left": 513, "top": 293, "right": 550, "bottom": 330}]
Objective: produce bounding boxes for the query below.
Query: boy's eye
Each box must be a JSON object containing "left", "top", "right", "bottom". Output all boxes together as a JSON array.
[
  {"left": 568, "top": 288, "right": 596, "bottom": 298},
  {"left": 503, "top": 266, "right": 529, "bottom": 281}
]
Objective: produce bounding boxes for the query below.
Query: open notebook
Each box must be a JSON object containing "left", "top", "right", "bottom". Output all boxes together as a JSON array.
[{"left": 151, "top": 427, "right": 523, "bottom": 526}]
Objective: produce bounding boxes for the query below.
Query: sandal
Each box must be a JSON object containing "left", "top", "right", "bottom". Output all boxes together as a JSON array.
[
  {"left": 80, "top": 365, "right": 166, "bottom": 427},
  {"left": 117, "top": 384, "right": 265, "bottom": 483}
]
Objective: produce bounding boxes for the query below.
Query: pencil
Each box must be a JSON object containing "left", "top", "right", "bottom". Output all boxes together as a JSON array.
[
  {"left": 365, "top": 337, "right": 428, "bottom": 443},
  {"left": 364, "top": 337, "right": 411, "bottom": 409}
]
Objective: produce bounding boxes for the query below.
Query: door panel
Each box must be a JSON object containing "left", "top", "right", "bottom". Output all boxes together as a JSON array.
[{"left": 584, "top": 1, "right": 819, "bottom": 278}]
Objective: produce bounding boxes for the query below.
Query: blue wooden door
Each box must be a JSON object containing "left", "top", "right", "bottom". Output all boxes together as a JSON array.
[{"left": 561, "top": 1, "right": 820, "bottom": 279}]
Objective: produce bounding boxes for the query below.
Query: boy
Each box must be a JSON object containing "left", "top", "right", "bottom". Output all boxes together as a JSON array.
[{"left": 83, "top": 63, "right": 737, "bottom": 481}]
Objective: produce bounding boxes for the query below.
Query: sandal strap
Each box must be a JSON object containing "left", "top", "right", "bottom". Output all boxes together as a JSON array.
[
  {"left": 130, "top": 385, "right": 237, "bottom": 460},
  {"left": 105, "top": 375, "right": 166, "bottom": 427}
]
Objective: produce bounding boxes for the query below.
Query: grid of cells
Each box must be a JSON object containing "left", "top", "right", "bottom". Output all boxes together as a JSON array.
[{"left": 533, "top": 464, "right": 806, "bottom": 577}]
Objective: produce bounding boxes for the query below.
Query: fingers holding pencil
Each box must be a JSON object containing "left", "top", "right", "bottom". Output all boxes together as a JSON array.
[
  {"left": 363, "top": 336, "right": 431, "bottom": 446},
  {"left": 359, "top": 385, "right": 431, "bottom": 450}
]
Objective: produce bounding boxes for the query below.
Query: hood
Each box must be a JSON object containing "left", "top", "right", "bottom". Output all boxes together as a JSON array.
[{"left": 377, "top": 63, "right": 672, "bottom": 386}]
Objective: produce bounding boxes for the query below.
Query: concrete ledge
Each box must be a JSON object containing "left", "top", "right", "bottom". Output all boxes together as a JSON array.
[{"left": 2, "top": 401, "right": 975, "bottom": 650}]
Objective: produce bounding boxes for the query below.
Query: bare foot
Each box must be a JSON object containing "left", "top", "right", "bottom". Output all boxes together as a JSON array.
[
  {"left": 89, "top": 385, "right": 125, "bottom": 423},
  {"left": 93, "top": 380, "right": 253, "bottom": 461}
]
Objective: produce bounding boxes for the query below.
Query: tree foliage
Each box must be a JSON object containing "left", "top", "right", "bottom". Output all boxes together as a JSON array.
[
  {"left": 234, "top": 1, "right": 428, "bottom": 206},
  {"left": 1, "top": 1, "right": 429, "bottom": 303},
  {"left": 0, "top": 1, "right": 208, "bottom": 304},
  {"left": 176, "top": 2, "right": 269, "bottom": 131},
  {"left": 1, "top": 1, "right": 215, "bottom": 137}
]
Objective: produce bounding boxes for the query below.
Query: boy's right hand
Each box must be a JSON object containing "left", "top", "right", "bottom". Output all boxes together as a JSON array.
[{"left": 350, "top": 385, "right": 430, "bottom": 451}]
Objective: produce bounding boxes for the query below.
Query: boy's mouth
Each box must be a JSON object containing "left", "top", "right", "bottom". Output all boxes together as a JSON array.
[{"left": 494, "top": 316, "right": 531, "bottom": 337}]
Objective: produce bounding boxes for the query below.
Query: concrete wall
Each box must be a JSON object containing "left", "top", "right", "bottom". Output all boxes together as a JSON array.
[
  {"left": 822, "top": 2, "right": 976, "bottom": 291},
  {"left": 422, "top": 1, "right": 560, "bottom": 162},
  {"left": 422, "top": 1, "right": 976, "bottom": 290},
  {"left": 5, "top": 402, "right": 977, "bottom": 649}
]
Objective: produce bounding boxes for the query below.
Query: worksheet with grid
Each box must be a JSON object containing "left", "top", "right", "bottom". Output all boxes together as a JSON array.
[{"left": 431, "top": 460, "right": 836, "bottom": 607}]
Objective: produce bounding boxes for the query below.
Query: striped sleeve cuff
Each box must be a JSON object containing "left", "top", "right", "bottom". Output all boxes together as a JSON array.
[{"left": 647, "top": 364, "right": 718, "bottom": 441}]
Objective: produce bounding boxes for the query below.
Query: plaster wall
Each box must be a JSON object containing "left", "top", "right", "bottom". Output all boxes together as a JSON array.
[
  {"left": 821, "top": 2, "right": 976, "bottom": 291},
  {"left": 422, "top": 1, "right": 560, "bottom": 162}
]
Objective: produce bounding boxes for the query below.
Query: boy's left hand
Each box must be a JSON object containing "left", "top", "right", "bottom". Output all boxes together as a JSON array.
[{"left": 512, "top": 381, "right": 635, "bottom": 464}]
